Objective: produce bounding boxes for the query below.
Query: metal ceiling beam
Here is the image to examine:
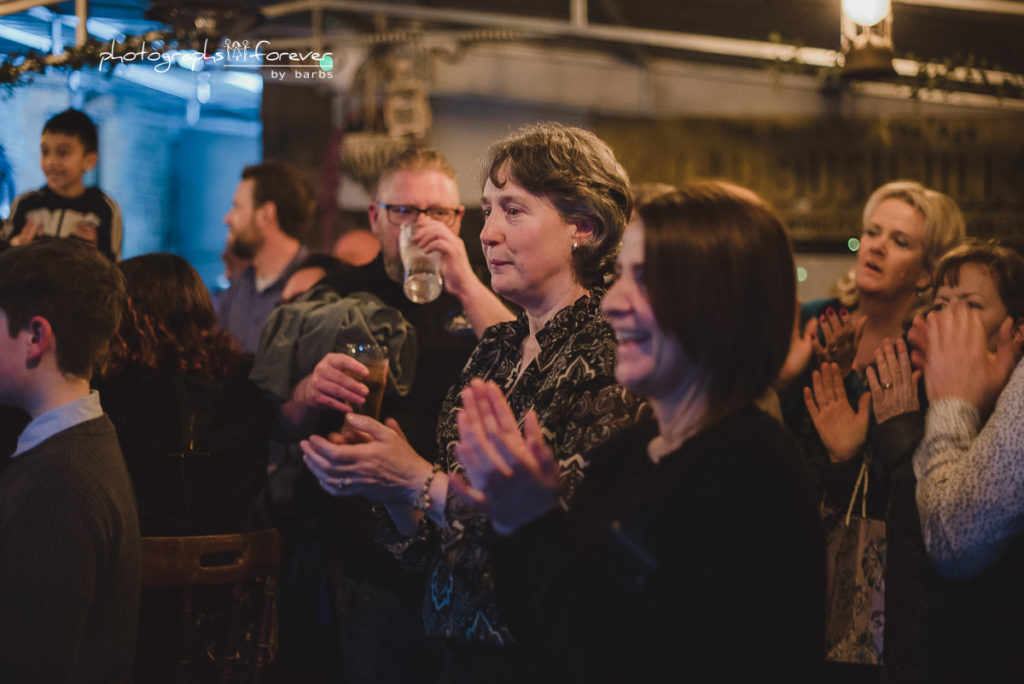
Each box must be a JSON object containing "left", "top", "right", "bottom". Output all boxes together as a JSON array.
[
  {"left": 259, "top": 0, "right": 1024, "bottom": 108},
  {"left": 260, "top": 0, "right": 1024, "bottom": 85},
  {"left": 0, "top": 23, "right": 51, "bottom": 50},
  {"left": 74, "top": 0, "right": 87, "bottom": 45},
  {"left": 28, "top": 6, "right": 124, "bottom": 41},
  {"left": 895, "top": 0, "right": 1024, "bottom": 17},
  {"left": 261, "top": 0, "right": 839, "bottom": 66},
  {"left": 570, "top": 0, "right": 587, "bottom": 28},
  {"left": 0, "top": 0, "right": 91, "bottom": 46},
  {"left": 0, "top": 0, "right": 64, "bottom": 17}
]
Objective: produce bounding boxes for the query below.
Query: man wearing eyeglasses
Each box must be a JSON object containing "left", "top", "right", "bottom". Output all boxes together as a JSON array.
[
  {"left": 267, "top": 146, "right": 511, "bottom": 684},
  {"left": 367, "top": 162, "right": 512, "bottom": 336}
]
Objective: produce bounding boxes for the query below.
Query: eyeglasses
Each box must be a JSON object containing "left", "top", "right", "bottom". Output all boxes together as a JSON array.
[{"left": 375, "top": 202, "right": 463, "bottom": 227}]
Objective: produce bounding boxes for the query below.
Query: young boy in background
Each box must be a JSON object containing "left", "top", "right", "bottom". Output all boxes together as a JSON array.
[
  {"left": 2, "top": 109, "right": 123, "bottom": 260},
  {"left": 0, "top": 238, "right": 140, "bottom": 682}
]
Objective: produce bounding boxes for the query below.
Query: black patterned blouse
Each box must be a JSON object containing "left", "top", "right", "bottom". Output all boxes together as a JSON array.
[{"left": 402, "top": 290, "right": 650, "bottom": 645}]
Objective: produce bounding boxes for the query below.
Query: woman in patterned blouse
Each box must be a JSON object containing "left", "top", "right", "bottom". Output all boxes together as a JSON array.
[{"left": 301, "top": 122, "right": 649, "bottom": 681}]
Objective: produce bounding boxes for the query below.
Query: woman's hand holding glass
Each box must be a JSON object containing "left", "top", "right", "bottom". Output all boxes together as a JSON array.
[
  {"left": 452, "top": 379, "right": 558, "bottom": 536},
  {"left": 865, "top": 337, "right": 921, "bottom": 424},
  {"left": 804, "top": 362, "right": 872, "bottom": 463}
]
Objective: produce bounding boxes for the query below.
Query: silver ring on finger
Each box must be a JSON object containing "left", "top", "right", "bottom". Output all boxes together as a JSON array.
[{"left": 881, "top": 381, "right": 894, "bottom": 390}]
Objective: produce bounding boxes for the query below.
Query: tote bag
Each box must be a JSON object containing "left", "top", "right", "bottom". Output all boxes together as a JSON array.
[{"left": 822, "top": 459, "right": 886, "bottom": 665}]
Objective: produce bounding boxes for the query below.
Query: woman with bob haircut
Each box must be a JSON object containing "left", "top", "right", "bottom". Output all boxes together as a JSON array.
[
  {"left": 300, "top": 122, "right": 649, "bottom": 680},
  {"left": 454, "top": 180, "right": 824, "bottom": 682}
]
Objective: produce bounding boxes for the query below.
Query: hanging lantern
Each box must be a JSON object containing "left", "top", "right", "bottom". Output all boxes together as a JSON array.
[
  {"left": 840, "top": 0, "right": 896, "bottom": 78},
  {"left": 146, "top": 0, "right": 262, "bottom": 52}
]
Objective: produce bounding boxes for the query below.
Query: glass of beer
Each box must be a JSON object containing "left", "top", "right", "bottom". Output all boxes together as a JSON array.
[
  {"left": 317, "top": 334, "right": 389, "bottom": 436},
  {"left": 341, "top": 340, "right": 388, "bottom": 420}
]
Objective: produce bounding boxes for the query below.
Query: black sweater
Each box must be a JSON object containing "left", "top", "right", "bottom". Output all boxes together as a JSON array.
[
  {"left": 96, "top": 366, "right": 272, "bottom": 536},
  {"left": 495, "top": 405, "right": 825, "bottom": 683}
]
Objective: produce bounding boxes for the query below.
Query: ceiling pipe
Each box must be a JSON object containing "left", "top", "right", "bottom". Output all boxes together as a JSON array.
[
  {"left": 0, "top": 23, "right": 51, "bottom": 50},
  {"left": 570, "top": 0, "right": 587, "bottom": 28},
  {"left": 894, "top": 0, "right": 1024, "bottom": 16},
  {"left": 262, "top": 0, "right": 839, "bottom": 66},
  {"left": 260, "top": 0, "right": 1022, "bottom": 95},
  {"left": 0, "top": 0, "right": 63, "bottom": 18},
  {"left": 75, "top": 0, "right": 87, "bottom": 46}
]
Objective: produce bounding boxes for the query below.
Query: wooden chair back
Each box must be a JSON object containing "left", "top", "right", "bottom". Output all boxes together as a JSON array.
[
  {"left": 141, "top": 529, "right": 280, "bottom": 587},
  {"left": 139, "top": 529, "right": 281, "bottom": 683}
]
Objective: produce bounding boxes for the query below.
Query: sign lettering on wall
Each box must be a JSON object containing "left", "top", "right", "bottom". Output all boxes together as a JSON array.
[{"left": 594, "top": 117, "right": 1024, "bottom": 246}]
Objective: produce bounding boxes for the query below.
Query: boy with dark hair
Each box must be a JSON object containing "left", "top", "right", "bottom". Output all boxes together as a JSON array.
[
  {"left": 0, "top": 239, "right": 140, "bottom": 682},
  {"left": 1, "top": 109, "right": 124, "bottom": 260}
]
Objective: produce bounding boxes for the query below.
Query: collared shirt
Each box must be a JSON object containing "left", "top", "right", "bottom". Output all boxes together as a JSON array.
[
  {"left": 13, "top": 390, "right": 104, "bottom": 458},
  {"left": 216, "top": 245, "right": 309, "bottom": 353}
]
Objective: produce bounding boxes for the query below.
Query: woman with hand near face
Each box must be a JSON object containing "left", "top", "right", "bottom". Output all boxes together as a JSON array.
[
  {"left": 792, "top": 183, "right": 964, "bottom": 677},
  {"left": 791, "top": 181, "right": 965, "bottom": 520},
  {"left": 913, "top": 240, "right": 1024, "bottom": 574},
  {"left": 300, "top": 123, "right": 648, "bottom": 681},
  {"left": 455, "top": 181, "right": 824, "bottom": 682},
  {"left": 876, "top": 240, "right": 1024, "bottom": 683}
]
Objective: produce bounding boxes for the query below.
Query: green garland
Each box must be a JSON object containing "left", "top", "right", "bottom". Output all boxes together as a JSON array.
[{"left": 0, "top": 30, "right": 181, "bottom": 96}]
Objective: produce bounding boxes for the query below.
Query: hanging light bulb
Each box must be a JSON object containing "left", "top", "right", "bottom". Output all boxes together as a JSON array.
[
  {"left": 841, "top": 0, "right": 896, "bottom": 78},
  {"left": 842, "top": 0, "right": 891, "bottom": 27}
]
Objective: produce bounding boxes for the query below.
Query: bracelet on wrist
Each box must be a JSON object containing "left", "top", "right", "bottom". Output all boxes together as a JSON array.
[{"left": 412, "top": 463, "right": 442, "bottom": 512}]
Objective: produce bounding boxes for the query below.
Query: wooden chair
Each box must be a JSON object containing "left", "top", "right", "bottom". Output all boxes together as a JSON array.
[{"left": 140, "top": 529, "right": 281, "bottom": 683}]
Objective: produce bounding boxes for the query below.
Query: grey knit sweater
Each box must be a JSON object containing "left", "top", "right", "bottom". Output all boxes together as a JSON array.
[{"left": 0, "top": 415, "right": 141, "bottom": 683}]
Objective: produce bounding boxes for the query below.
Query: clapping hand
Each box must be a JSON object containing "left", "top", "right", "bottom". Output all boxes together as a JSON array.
[
  {"left": 865, "top": 337, "right": 921, "bottom": 424},
  {"left": 72, "top": 220, "right": 99, "bottom": 245},
  {"left": 300, "top": 413, "right": 429, "bottom": 505},
  {"left": 9, "top": 221, "right": 41, "bottom": 246},
  {"left": 452, "top": 379, "right": 558, "bottom": 535},
  {"left": 907, "top": 314, "right": 928, "bottom": 369},
  {"left": 804, "top": 362, "right": 871, "bottom": 463},
  {"left": 776, "top": 304, "right": 818, "bottom": 390},
  {"left": 812, "top": 307, "right": 866, "bottom": 377}
]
